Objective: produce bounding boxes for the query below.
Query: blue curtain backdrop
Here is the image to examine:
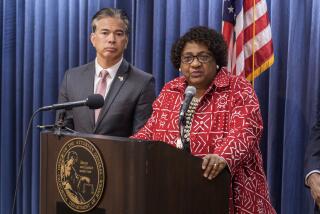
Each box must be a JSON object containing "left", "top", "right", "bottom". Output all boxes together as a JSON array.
[{"left": 1, "top": 0, "right": 319, "bottom": 213}]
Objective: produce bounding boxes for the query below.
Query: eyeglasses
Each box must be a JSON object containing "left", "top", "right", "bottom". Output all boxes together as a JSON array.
[{"left": 181, "top": 53, "right": 213, "bottom": 64}]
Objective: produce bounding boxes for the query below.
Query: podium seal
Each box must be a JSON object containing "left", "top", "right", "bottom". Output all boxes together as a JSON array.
[{"left": 56, "top": 138, "right": 105, "bottom": 212}]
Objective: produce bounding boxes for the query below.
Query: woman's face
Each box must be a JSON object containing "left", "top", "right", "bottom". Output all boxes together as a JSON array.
[{"left": 180, "top": 42, "right": 217, "bottom": 90}]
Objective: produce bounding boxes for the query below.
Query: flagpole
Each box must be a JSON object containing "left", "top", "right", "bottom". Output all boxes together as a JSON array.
[{"left": 252, "top": 0, "right": 256, "bottom": 86}]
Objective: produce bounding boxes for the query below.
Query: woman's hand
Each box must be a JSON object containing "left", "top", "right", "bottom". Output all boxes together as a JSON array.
[{"left": 202, "top": 154, "right": 227, "bottom": 180}]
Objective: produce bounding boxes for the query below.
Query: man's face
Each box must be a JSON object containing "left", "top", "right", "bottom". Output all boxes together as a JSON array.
[{"left": 90, "top": 17, "right": 128, "bottom": 66}]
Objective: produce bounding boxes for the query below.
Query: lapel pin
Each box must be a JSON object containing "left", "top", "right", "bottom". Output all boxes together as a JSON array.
[{"left": 118, "top": 76, "right": 124, "bottom": 81}]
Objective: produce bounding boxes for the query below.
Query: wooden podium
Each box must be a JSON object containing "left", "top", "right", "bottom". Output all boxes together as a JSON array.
[{"left": 40, "top": 131, "right": 230, "bottom": 214}]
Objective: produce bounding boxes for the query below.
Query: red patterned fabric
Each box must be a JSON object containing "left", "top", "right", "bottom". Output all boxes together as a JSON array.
[{"left": 133, "top": 68, "right": 276, "bottom": 213}]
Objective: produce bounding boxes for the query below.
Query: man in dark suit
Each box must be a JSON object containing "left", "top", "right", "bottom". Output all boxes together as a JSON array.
[
  {"left": 58, "top": 8, "right": 155, "bottom": 137},
  {"left": 305, "top": 113, "right": 320, "bottom": 212}
]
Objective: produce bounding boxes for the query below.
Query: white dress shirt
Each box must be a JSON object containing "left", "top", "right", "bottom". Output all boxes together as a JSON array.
[{"left": 94, "top": 58, "right": 123, "bottom": 98}]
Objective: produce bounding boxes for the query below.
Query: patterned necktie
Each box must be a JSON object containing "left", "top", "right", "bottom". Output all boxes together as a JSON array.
[{"left": 95, "top": 69, "right": 108, "bottom": 122}]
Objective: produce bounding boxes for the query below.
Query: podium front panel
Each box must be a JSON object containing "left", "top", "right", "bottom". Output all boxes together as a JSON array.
[{"left": 40, "top": 131, "right": 229, "bottom": 214}]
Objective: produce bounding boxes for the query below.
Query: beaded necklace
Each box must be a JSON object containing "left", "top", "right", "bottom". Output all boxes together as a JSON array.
[{"left": 183, "top": 97, "right": 200, "bottom": 145}]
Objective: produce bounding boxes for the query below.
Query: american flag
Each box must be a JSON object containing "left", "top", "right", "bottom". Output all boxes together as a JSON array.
[{"left": 222, "top": 0, "right": 274, "bottom": 80}]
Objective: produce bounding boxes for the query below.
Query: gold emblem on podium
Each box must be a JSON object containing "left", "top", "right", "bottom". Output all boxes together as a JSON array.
[{"left": 56, "top": 138, "right": 105, "bottom": 212}]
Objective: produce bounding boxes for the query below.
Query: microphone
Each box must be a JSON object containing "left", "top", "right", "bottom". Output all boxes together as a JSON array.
[
  {"left": 39, "top": 94, "right": 104, "bottom": 111},
  {"left": 179, "top": 86, "right": 197, "bottom": 124}
]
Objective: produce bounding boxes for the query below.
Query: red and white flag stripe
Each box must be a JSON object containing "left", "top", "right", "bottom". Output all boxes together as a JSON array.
[{"left": 222, "top": 0, "right": 274, "bottom": 80}]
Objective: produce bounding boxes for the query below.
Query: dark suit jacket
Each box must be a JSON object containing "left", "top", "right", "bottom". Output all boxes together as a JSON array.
[
  {"left": 58, "top": 59, "right": 156, "bottom": 137},
  {"left": 304, "top": 114, "right": 320, "bottom": 213},
  {"left": 305, "top": 113, "right": 320, "bottom": 178}
]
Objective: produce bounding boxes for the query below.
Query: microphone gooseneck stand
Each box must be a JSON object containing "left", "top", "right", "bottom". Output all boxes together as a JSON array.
[
  {"left": 53, "top": 111, "right": 77, "bottom": 136},
  {"left": 37, "top": 111, "right": 76, "bottom": 137}
]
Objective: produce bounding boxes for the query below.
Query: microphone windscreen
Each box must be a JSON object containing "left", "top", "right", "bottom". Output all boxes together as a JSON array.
[
  {"left": 87, "top": 94, "right": 104, "bottom": 109},
  {"left": 185, "top": 86, "right": 196, "bottom": 96}
]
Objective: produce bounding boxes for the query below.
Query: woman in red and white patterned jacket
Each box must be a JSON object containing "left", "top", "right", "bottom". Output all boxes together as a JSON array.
[{"left": 132, "top": 26, "right": 276, "bottom": 214}]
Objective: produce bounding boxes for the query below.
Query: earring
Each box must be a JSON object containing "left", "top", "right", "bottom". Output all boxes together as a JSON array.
[
  {"left": 179, "top": 68, "right": 181, "bottom": 72},
  {"left": 216, "top": 65, "right": 220, "bottom": 70}
]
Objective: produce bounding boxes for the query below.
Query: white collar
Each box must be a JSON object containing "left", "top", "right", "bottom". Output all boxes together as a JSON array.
[{"left": 95, "top": 58, "right": 123, "bottom": 79}]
